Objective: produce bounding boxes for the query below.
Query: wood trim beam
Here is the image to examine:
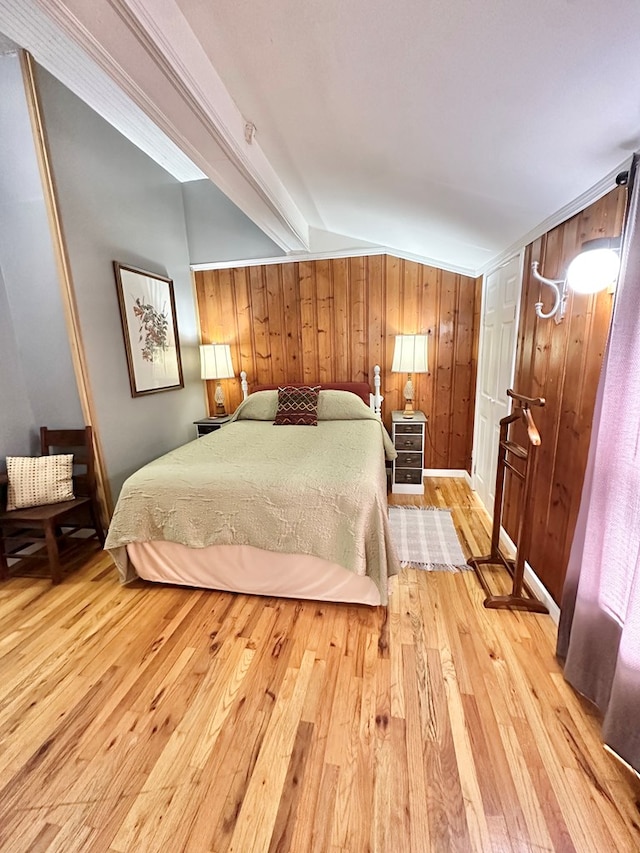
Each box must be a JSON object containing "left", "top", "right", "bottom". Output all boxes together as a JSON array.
[{"left": 191, "top": 247, "right": 478, "bottom": 278}]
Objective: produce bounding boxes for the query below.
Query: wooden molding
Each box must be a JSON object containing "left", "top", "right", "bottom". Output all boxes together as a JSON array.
[
  {"left": 20, "top": 50, "right": 113, "bottom": 520},
  {"left": 191, "top": 246, "right": 478, "bottom": 278}
]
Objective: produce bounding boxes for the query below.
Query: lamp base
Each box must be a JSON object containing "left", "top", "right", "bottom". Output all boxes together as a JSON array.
[
  {"left": 402, "top": 375, "right": 415, "bottom": 418},
  {"left": 214, "top": 381, "right": 227, "bottom": 416}
]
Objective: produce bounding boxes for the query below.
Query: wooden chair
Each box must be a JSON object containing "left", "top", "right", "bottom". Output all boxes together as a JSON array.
[{"left": 0, "top": 426, "right": 105, "bottom": 584}]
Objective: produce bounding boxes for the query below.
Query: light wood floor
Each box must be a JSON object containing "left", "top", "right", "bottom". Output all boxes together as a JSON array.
[{"left": 0, "top": 479, "right": 638, "bottom": 852}]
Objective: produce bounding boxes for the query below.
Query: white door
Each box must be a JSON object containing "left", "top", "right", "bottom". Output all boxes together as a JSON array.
[{"left": 473, "top": 254, "right": 522, "bottom": 513}]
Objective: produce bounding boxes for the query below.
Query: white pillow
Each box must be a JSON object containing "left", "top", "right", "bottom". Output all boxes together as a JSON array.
[
  {"left": 316, "top": 389, "right": 374, "bottom": 420},
  {"left": 6, "top": 455, "right": 74, "bottom": 511},
  {"left": 232, "top": 388, "right": 375, "bottom": 422},
  {"left": 232, "top": 390, "right": 278, "bottom": 421}
]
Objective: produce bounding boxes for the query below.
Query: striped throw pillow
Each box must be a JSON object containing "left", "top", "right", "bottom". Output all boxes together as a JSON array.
[
  {"left": 273, "top": 385, "right": 320, "bottom": 426},
  {"left": 6, "top": 455, "right": 74, "bottom": 511}
]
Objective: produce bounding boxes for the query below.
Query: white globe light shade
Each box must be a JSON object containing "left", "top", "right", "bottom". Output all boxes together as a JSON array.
[{"left": 565, "top": 248, "right": 620, "bottom": 295}]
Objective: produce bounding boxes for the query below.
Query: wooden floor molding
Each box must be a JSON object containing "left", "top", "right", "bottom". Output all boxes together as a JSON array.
[{"left": 0, "top": 478, "right": 638, "bottom": 851}]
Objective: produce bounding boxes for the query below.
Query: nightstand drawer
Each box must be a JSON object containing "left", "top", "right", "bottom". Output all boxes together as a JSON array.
[
  {"left": 194, "top": 416, "right": 231, "bottom": 437},
  {"left": 394, "top": 468, "right": 423, "bottom": 485},
  {"left": 197, "top": 424, "right": 222, "bottom": 436},
  {"left": 395, "top": 423, "right": 423, "bottom": 434},
  {"left": 396, "top": 451, "right": 422, "bottom": 468},
  {"left": 394, "top": 434, "right": 422, "bottom": 451}
]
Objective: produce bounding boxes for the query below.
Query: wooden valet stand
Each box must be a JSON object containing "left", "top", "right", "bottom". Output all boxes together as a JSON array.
[{"left": 468, "top": 389, "right": 549, "bottom": 613}]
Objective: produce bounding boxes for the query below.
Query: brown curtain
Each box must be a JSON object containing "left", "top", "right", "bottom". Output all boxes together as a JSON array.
[{"left": 557, "top": 158, "right": 640, "bottom": 775}]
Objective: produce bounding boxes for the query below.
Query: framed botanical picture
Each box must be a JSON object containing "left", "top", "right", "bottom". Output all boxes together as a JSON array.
[{"left": 113, "top": 262, "right": 184, "bottom": 397}]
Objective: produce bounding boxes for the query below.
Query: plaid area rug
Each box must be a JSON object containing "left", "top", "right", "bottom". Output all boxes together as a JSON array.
[{"left": 388, "top": 506, "right": 470, "bottom": 571}]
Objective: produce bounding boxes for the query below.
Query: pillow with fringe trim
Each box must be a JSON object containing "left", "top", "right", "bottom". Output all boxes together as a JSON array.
[{"left": 273, "top": 385, "right": 320, "bottom": 426}]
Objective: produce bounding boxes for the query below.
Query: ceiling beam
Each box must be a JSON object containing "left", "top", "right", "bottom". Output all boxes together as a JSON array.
[{"left": 29, "top": 0, "right": 311, "bottom": 251}]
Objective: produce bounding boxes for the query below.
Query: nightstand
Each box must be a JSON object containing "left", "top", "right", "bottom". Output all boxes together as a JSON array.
[
  {"left": 391, "top": 410, "right": 426, "bottom": 494},
  {"left": 193, "top": 416, "right": 231, "bottom": 437}
]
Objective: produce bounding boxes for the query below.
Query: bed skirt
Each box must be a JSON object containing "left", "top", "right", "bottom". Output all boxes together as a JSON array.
[{"left": 127, "top": 541, "right": 382, "bottom": 606}]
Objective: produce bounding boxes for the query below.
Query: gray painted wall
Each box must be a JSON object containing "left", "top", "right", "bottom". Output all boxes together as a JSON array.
[
  {"left": 0, "top": 267, "right": 36, "bottom": 464},
  {"left": 0, "top": 53, "right": 83, "bottom": 468},
  {"left": 1, "top": 55, "right": 287, "bottom": 493},
  {"left": 35, "top": 66, "right": 205, "bottom": 500},
  {"left": 182, "top": 178, "right": 285, "bottom": 264}
]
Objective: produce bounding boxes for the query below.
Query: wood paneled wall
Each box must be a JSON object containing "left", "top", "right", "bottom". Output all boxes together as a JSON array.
[
  {"left": 195, "top": 256, "right": 482, "bottom": 471},
  {"left": 504, "top": 187, "right": 627, "bottom": 604}
]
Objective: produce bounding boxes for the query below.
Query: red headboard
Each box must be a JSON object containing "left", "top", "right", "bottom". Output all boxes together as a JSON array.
[{"left": 252, "top": 382, "right": 371, "bottom": 406}]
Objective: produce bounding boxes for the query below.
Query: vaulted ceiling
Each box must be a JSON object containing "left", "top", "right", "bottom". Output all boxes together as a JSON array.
[{"left": 1, "top": 0, "right": 639, "bottom": 275}]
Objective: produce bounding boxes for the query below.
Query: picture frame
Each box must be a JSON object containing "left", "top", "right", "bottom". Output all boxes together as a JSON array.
[{"left": 113, "top": 262, "right": 184, "bottom": 397}]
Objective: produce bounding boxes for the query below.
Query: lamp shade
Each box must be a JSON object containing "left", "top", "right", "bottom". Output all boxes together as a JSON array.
[
  {"left": 199, "top": 344, "right": 235, "bottom": 380},
  {"left": 391, "top": 335, "right": 429, "bottom": 374},
  {"left": 566, "top": 248, "right": 620, "bottom": 295}
]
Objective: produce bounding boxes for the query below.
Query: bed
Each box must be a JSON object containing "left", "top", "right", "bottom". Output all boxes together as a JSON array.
[{"left": 105, "top": 376, "right": 400, "bottom": 606}]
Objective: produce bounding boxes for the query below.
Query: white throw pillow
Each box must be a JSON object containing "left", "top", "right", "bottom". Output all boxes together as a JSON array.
[{"left": 6, "top": 455, "right": 74, "bottom": 511}]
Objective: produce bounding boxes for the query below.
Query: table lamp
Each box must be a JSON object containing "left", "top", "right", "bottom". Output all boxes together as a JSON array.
[
  {"left": 200, "top": 343, "right": 235, "bottom": 415},
  {"left": 391, "top": 334, "right": 429, "bottom": 418}
]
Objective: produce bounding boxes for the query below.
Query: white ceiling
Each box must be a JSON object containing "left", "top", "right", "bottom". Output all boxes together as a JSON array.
[
  {"left": 2, "top": 0, "right": 640, "bottom": 274},
  {"left": 175, "top": 0, "right": 640, "bottom": 271}
]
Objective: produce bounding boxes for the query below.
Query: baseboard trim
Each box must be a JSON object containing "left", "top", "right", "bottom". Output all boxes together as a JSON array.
[
  {"left": 423, "top": 469, "right": 471, "bottom": 480},
  {"left": 498, "top": 528, "right": 561, "bottom": 624}
]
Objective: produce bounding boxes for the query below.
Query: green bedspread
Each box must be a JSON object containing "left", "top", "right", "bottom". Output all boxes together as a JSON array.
[{"left": 105, "top": 391, "right": 400, "bottom": 603}]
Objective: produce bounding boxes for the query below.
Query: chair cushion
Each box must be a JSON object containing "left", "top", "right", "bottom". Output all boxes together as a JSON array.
[
  {"left": 273, "top": 385, "right": 320, "bottom": 426},
  {"left": 5, "top": 455, "right": 74, "bottom": 511}
]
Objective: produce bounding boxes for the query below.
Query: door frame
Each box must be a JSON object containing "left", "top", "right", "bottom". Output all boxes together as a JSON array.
[{"left": 471, "top": 250, "right": 524, "bottom": 509}]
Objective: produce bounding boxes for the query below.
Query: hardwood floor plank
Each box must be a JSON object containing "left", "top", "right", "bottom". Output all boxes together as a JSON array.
[
  {"left": 310, "top": 763, "right": 340, "bottom": 853},
  {"left": 325, "top": 654, "right": 358, "bottom": 767},
  {"left": 389, "top": 717, "right": 412, "bottom": 853},
  {"left": 180, "top": 608, "right": 299, "bottom": 850},
  {"left": 0, "top": 811, "right": 57, "bottom": 853},
  {"left": 421, "top": 647, "right": 468, "bottom": 851},
  {"left": 402, "top": 643, "right": 431, "bottom": 852},
  {"left": 511, "top": 716, "right": 577, "bottom": 852},
  {"left": 329, "top": 673, "right": 367, "bottom": 851},
  {"left": 110, "top": 638, "right": 255, "bottom": 852},
  {"left": 227, "top": 649, "right": 315, "bottom": 853},
  {"left": 498, "top": 721, "right": 556, "bottom": 851},
  {"left": 389, "top": 575, "right": 406, "bottom": 720},
  {"left": 359, "top": 630, "right": 380, "bottom": 745},
  {"left": 439, "top": 643, "right": 492, "bottom": 851},
  {"left": 267, "top": 719, "right": 315, "bottom": 853},
  {"left": 287, "top": 645, "right": 343, "bottom": 853},
  {"left": 0, "top": 477, "right": 638, "bottom": 851}
]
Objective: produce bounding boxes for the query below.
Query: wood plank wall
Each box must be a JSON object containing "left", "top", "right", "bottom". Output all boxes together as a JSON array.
[
  {"left": 504, "top": 186, "right": 627, "bottom": 604},
  {"left": 195, "top": 256, "right": 482, "bottom": 471}
]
